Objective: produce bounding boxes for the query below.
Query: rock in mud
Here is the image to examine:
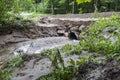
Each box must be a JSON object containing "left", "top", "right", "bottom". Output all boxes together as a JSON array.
[{"left": 57, "top": 30, "right": 65, "bottom": 36}]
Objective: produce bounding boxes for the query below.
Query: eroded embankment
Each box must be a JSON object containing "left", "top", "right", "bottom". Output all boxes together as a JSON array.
[
  {"left": 0, "top": 16, "right": 96, "bottom": 80},
  {"left": 0, "top": 13, "right": 119, "bottom": 80},
  {"left": 0, "top": 16, "right": 95, "bottom": 49}
]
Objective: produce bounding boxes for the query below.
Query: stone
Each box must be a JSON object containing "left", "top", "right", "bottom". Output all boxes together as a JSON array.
[
  {"left": 79, "top": 25, "right": 85, "bottom": 31},
  {"left": 13, "top": 31, "right": 25, "bottom": 38},
  {"left": 64, "top": 32, "right": 69, "bottom": 37},
  {"left": 71, "top": 26, "right": 79, "bottom": 32},
  {"left": 29, "top": 29, "right": 36, "bottom": 34},
  {"left": 57, "top": 30, "right": 65, "bottom": 34}
]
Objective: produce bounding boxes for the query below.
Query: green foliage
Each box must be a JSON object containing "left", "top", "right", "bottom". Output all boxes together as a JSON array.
[
  {"left": 7, "top": 56, "right": 23, "bottom": 68},
  {"left": 1, "top": 0, "right": 120, "bottom": 18},
  {"left": 76, "top": 0, "right": 91, "bottom": 4},
  {"left": 13, "top": 0, "right": 20, "bottom": 13},
  {"left": 0, "top": 70, "right": 11, "bottom": 80},
  {"left": 90, "top": 12, "right": 104, "bottom": 18},
  {"left": 37, "top": 0, "right": 50, "bottom": 13},
  {"left": 19, "top": 0, "right": 34, "bottom": 12},
  {"left": 79, "top": 8, "right": 83, "bottom": 14},
  {"left": 80, "top": 15, "right": 120, "bottom": 56},
  {"left": 61, "top": 44, "right": 82, "bottom": 55},
  {"left": 39, "top": 48, "right": 88, "bottom": 80},
  {"left": 0, "top": 0, "right": 14, "bottom": 20},
  {"left": 0, "top": 56, "right": 23, "bottom": 80},
  {"left": 41, "top": 44, "right": 82, "bottom": 56}
]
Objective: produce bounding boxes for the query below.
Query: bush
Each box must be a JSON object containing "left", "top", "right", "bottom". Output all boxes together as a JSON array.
[
  {"left": 80, "top": 15, "right": 120, "bottom": 55},
  {"left": 0, "top": 0, "right": 14, "bottom": 21}
]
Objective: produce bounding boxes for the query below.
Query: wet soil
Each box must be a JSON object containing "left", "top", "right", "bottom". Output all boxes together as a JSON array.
[
  {"left": 50, "top": 12, "right": 120, "bottom": 18},
  {"left": 12, "top": 51, "right": 94, "bottom": 80},
  {"left": 0, "top": 14, "right": 95, "bottom": 50},
  {"left": 77, "top": 58, "right": 120, "bottom": 80}
]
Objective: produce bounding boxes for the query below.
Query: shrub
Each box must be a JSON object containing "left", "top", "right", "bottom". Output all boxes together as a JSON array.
[{"left": 80, "top": 15, "right": 120, "bottom": 55}]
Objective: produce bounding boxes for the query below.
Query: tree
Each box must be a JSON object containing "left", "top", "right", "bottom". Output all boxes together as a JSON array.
[
  {"left": 76, "top": 0, "right": 97, "bottom": 12},
  {"left": 0, "top": 0, "right": 14, "bottom": 21},
  {"left": 76, "top": 0, "right": 91, "bottom": 4},
  {"left": 20, "top": 0, "right": 34, "bottom": 12},
  {"left": 51, "top": 0, "right": 55, "bottom": 14},
  {"left": 72, "top": 0, "right": 76, "bottom": 14}
]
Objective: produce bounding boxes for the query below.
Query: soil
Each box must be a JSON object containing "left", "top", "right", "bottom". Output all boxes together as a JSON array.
[
  {"left": 50, "top": 12, "right": 120, "bottom": 18},
  {"left": 77, "top": 58, "right": 120, "bottom": 80},
  {"left": 11, "top": 51, "right": 82, "bottom": 80}
]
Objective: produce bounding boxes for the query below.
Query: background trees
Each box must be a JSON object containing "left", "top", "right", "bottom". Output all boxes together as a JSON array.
[
  {"left": 0, "top": 0, "right": 120, "bottom": 20},
  {"left": 33, "top": 0, "right": 120, "bottom": 14},
  {"left": 0, "top": 0, "right": 14, "bottom": 20}
]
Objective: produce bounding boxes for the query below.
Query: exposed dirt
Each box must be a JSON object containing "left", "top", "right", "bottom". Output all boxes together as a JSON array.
[
  {"left": 50, "top": 12, "right": 120, "bottom": 18},
  {"left": 0, "top": 14, "right": 96, "bottom": 50},
  {"left": 1, "top": 12, "right": 119, "bottom": 49},
  {"left": 77, "top": 58, "right": 120, "bottom": 80},
  {"left": 11, "top": 52, "right": 81, "bottom": 80}
]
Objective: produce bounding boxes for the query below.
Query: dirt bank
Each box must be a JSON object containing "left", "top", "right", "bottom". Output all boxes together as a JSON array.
[
  {"left": 77, "top": 58, "right": 120, "bottom": 80},
  {"left": 0, "top": 15, "right": 95, "bottom": 49}
]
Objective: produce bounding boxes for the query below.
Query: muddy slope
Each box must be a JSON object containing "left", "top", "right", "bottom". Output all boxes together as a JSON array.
[
  {"left": 77, "top": 58, "right": 120, "bottom": 80},
  {"left": 0, "top": 16, "right": 94, "bottom": 49}
]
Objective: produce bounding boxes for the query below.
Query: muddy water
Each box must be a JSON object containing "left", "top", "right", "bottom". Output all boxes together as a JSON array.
[
  {"left": 0, "top": 37, "right": 79, "bottom": 61},
  {"left": 0, "top": 37, "right": 80, "bottom": 80},
  {"left": 12, "top": 37, "right": 79, "bottom": 55}
]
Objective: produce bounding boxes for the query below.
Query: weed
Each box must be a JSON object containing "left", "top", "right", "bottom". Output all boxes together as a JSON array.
[
  {"left": 80, "top": 15, "right": 120, "bottom": 60},
  {"left": 7, "top": 56, "right": 23, "bottom": 68},
  {"left": 0, "top": 70, "right": 11, "bottom": 80},
  {"left": 39, "top": 48, "right": 88, "bottom": 80},
  {"left": 60, "top": 44, "right": 82, "bottom": 55},
  {"left": 0, "top": 56, "right": 23, "bottom": 80}
]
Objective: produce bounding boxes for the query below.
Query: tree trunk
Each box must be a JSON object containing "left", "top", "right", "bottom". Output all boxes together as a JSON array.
[
  {"left": 72, "top": 0, "right": 75, "bottom": 14},
  {"left": 35, "top": 0, "right": 38, "bottom": 13},
  {"left": 94, "top": 0, "right": 98, "bottom": 13},
  {"left": 107, "top": 3, "right": 110, "bottom": 11},
  {"left": 115, "top": 0, "right": 118, "bottom": 11},
  {"left": 51, "top": 0, "right": 55, "bottom": 15},
  {"left": 66, "top": 0, "right": 69, "bottom": 13},
  {"left": 35, "top": 3, "right": 37, "bottom": 13}
]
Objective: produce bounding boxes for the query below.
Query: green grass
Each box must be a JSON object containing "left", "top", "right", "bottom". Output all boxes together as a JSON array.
[
  {"left": 39, "top": 48, "right": 89, "bottom": 80},
  {"left": 0, "top": 56, "right": 24, "bottom": 80}
]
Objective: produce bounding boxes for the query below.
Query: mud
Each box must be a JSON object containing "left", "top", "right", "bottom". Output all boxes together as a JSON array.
[
  {"left": 12, "top": 52, "right": 81, "bottom": 80},
  {"left": 77, "top": 58, "right": 120, "bottom": 80},
  {"left": 0, "top": 15, "right": 94, "bottom": 49}
]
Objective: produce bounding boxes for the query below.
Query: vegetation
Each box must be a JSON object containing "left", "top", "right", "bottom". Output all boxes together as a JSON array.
[
  {"left": 0, "top": 56, "right": 24, "bottom": 80},
  {"left": 39, "top": 48, "right": 88, "bottom": 80},
  {"left": 0, "top": 0, "right": 120, "bottom": 29},
  {"left": 80, "top": 15, "right": 120, "bottom": 54},
  {"left": 1, "top": 0, "right": 120, "bottom": 20}
]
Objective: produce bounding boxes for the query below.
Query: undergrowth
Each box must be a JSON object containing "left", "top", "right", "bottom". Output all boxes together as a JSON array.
[
  {"left": 39, "top": 48, "right": 89, "bottom": 80},
  {"left": 80, "top": 15, "right": 120, "bottom": 57},
  {"left": 0, "top": 56, "right": 23, "bottom": 80}
]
